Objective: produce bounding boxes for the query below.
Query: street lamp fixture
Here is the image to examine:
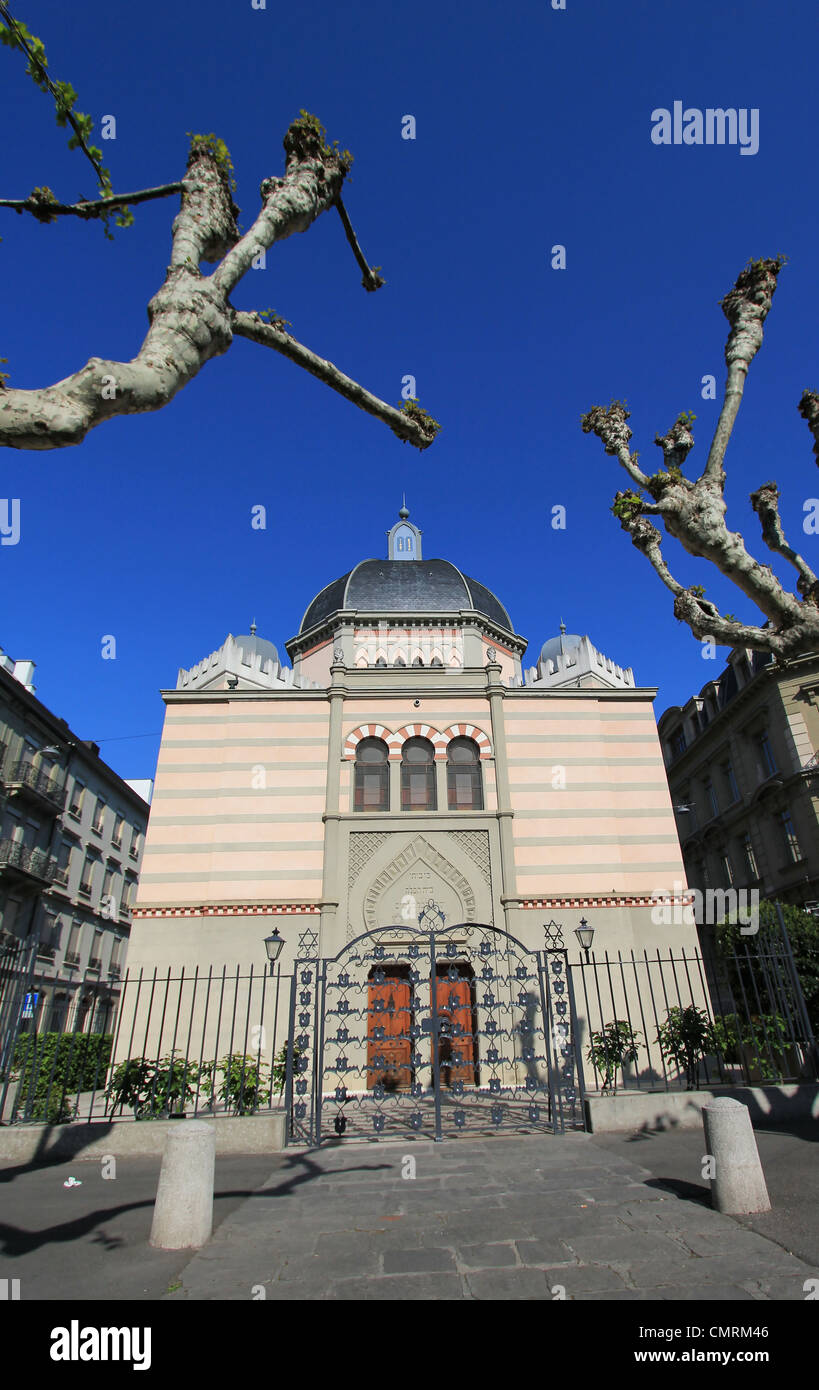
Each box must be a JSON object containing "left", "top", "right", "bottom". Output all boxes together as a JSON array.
[
  {"left": 574, "top": 918, "right": 594, "bottom": 961},
  {"left": 264, "top": 928, "right": 284, "bottom": 973}
]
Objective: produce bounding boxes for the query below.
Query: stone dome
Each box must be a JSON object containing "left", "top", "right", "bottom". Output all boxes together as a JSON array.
[
  {"left": 299, "top": 559, "right": 514, "bottom": 635},
  {"left": 540, "top": 632, "right": 583, "bottom": 666},
  {"left": 234, "top": 632, "right": 280, "bottom": 670}
]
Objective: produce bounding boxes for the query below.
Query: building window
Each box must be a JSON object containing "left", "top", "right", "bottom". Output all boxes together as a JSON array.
[
  {"left": 92, "top": 798, "right": 105, "bottom": 835},
  {"left": 129, "top": 827, "right": 142, "bottom": 860},
  {"left": 741, "top": 833, "right": 759, "bottom": 880},
  {"left": 69, "top": 781, "right": 85, "bottom": 818},
  {"left": 112, "top": 814, "right": 124, "bottom": 848},
  {"left": 401, "top": 738, "right": 436, "bottom": 811},
  {"left": 354, "top": 738, "right": 389, "bottom": 812},
  {"left": 720, "top": 853, "right": 734, "bottom": 886},
  {"left": 670, "top": 729, "right": 686, "bottom": 759},
  {"left": 704, "top": 779, "right": 719, "bottom": 819},
  {"left": 757, "top": 731, "right": 777, "bottom": 778},
  {"left": 722, "top": 761, "right": 739, "bottom": 803},
  {"left": 779, "top": 810, "right": 802, "bottom": 864},
  {"left": 65, "top": 921, "right": 82, "bottom": 967},
  {"left": 447, "top": 738, "right": 484, "bottom": 811},
  {"left": 411, "top": 656, "right": 424, "bottom": 667},
  {"left": 79, "top": 856, "right": 95, "bottom": 896}
]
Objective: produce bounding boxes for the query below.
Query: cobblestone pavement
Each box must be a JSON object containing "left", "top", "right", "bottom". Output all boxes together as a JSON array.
[{"left": 167, "top": 1132, "right": 818, "bottom": 1301}]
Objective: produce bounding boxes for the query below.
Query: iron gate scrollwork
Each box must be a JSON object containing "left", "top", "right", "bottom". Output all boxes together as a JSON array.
[{"left": 284, "top": 916, "right": 585, "bottom": 1144}]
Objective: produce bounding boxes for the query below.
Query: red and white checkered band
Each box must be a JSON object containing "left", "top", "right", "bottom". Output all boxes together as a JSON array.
[
  {"left": 130, "top": 903, "right": 320, "bottom": 918},
  {"left": 342, "top": 724, "right": 394, "bottom": 759},
  {"left": 441, "top": 724, "right": 492, "bottom": 758}
]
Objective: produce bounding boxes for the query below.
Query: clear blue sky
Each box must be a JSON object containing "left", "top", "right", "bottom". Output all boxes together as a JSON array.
[{"left": 2, "top": 0, "right": 817, "bottom": 782}]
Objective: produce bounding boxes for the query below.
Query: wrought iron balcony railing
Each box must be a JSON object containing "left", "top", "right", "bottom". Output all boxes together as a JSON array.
[
  {"left": 0, "top": 838, "right": 60, "bottom": 885},
  {"left": 4, "top": 760, "right": 66, "bottom": 811}
]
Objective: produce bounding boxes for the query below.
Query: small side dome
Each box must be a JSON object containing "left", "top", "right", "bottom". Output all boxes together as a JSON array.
[
  {"left": 540, "top": 632, "right": 582, "bottom": 666},
  {"left": 235, "top": 631, "right": 280, "bottom": 670}
]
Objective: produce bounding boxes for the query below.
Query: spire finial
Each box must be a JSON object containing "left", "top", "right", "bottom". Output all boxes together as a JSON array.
[
  {"left": 398, "top": 493, "right": 409, "bottom": 521},
  {"left": 250, "top": 618, "right": 257, "bottom": 636},
  {"left": 559, "top": 618, "right": 567, "bottom": 635}
]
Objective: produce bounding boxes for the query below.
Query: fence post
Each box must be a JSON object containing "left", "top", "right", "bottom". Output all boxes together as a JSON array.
[
  {"left": 149, "top": 1120, "right": 215, "bottom": 1249},
  {"left": 702, "top": 1097, "right": 771, "bottom": 1214}
]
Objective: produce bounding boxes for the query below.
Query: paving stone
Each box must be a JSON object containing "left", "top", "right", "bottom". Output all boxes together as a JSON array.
[
  {"left": 332, "top": 1273, "right": 464, "bottom": 1300},
  {"left": 563, "top": 1231, "right": 684, "bottom": 1263},
  {"left": 655, "top": 1284, "right": 757, "bottom": 1300},
  {"left": 382, "top": 1247, "right": 456, "bottom": 1274},
  {"left": 465, "top": 1268, "right": 557, "bottom": 1299},
  {"left": 516, "top": 1238, "right": 582, "bottom": 1267},
  {"left": 456, "top": 1242, "right": 518, "bottom": 1269},
  {"left": 627, "top": 1252, "right": 806, "bottom": 1290},
  {"left": 546, "top": 1264, "right": 630, "bottom": 1294},
  {"left": 677, "top": 1228, "right": 796, "bottom": 1260},
  {"left": 742, "top": 1274, "right": 817, "bottom": 1301}
]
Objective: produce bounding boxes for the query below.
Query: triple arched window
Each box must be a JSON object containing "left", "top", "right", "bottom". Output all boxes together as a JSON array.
[{"left": 353, "top": 734, "right": 484, "bottom": 812}]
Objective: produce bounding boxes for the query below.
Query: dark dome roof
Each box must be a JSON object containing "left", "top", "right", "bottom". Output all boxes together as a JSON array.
[{"left": 299, "top": 559, "right": 513, "bottom": 634}]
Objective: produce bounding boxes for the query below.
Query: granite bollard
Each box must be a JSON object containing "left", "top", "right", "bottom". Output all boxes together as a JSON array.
[
  {"left": 149, "top": 1120, "right": 216, "bottom": 1249},
  {"left": 701, "top": 1096, "right": 771, "bottom": 1214}
]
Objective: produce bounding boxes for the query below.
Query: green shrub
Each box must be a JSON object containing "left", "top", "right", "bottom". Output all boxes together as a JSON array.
[
  {"left": 105, "top": 1055, "right": 200, "bottom": 1119},
  {"left": 656, "top": 1006, "right": 715, "bottom": 1089},
  {"left": 586, "top": 1020, "right": 641, "bottom": 1094},
  {"left": 13, "top": 1032, "right": 112, "bottom": 1122}
]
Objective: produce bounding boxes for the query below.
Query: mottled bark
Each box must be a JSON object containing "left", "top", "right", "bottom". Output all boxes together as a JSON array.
[
  {"left": 581, "top": 258, "right": 819, "bottom": 659},
  {"left": 0, "top": 117, "right": 437, "bottom": 453}
]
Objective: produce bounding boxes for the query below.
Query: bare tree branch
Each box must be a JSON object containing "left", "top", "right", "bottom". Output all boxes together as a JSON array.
[
  {"left": 750, "top": 481, "right": 819, "bottom": 596},
  {"left": 334, "top": 197, "right": 385, "bottom": 291},
  {"left": 581, "top": 258, "right": 819, "bottom": 659},
  {"left": 0, "top": 182, "right": 183, "bottom": 222},
  {"left": 233, "top": 311, "right": 437, "bottom": 448},
  {"left": 799, "top": 388, "right": 819, "bottom": 463},
  {"left": 701, "top": 257, "right": 784, "bottom": 487},
  {"left": 0, "top": 114, "right": 440, "bottom": 454}
]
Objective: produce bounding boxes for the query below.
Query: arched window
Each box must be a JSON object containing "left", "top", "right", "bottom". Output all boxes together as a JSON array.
[
  {"left": 393, "top": 655, "right": 406, "bottom": 667},
  {"left": 374, "top": 656, "right": 387, "bottom": 668},
  {"left": 447, "top": 737, "right": 483, "bottom": 811},
  {"left": 354, "top": 738, "right": 389, "bottom": 811},
  {"left": 401, "top": 737, "right": 436, "bottom": 811},
  {"left": 430, "top": 655, "right": 443, "bottom": 668},
  {"left": 411, "top": 655, "right": 424, "bottom": 667}
]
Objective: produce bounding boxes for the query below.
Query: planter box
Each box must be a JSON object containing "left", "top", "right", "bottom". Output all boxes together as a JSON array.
[{"left": 0, "top": 1110, "right": 287, "bottom": 1162}]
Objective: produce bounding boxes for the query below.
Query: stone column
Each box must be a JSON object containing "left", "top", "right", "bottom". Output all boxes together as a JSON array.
[
  {"left": 486, "top": 659, "right": 516, "bottom": 930},
  {"left": 319, "top": 654, "right": 347, "bottom": 952},
  {"left": 435, "top": 758, "right": 448, "bottom": 812}
]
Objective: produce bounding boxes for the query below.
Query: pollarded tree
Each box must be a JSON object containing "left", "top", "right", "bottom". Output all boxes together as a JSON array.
[
  {"left": 0, "top": 6, "right": 440, "bottom": 453},
  {"left": 581, "top": 257, "right": 819, "bottom": 660}
]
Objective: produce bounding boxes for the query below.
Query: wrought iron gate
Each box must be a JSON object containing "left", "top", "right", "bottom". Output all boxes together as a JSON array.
[{"left": 284, "top": 916, "right": 586, "bottom": 1144}]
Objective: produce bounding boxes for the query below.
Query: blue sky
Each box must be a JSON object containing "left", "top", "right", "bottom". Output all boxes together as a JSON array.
[{"left": 1, "top": 0, "right": 817, "bottom": 782}]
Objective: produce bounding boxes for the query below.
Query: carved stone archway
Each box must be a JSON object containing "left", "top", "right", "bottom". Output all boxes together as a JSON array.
[{"left": 362, "top": 834, "right": 477, "bottom": 934}]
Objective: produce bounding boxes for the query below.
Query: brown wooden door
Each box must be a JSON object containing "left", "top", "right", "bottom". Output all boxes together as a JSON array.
[
  {"left": 367, "top": 974, "right": 413, "bottom": 1089},
  {"left": 435, "top": 977, "right": 475, "bottom": 1086}
]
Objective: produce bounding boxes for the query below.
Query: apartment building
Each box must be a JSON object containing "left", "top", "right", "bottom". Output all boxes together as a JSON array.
[
  {"left": 658, "top": 647, "right": 819, "bottom": 909},
  {"left": 0, "top": 647, "right": 151, "bottom": 1035}
]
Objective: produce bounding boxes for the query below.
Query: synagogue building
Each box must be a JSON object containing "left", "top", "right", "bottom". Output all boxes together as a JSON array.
[{"left": 127, "top": 508, "right": 694, "bottom": 979}]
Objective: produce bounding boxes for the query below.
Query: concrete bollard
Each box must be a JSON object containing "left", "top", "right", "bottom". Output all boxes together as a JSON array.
[
  {"left": 701, "top": 1097, "right": 771, "bottom": 1215},
  {"left": 149, "top": 1120, "right": 216, "bottom": 1249}
]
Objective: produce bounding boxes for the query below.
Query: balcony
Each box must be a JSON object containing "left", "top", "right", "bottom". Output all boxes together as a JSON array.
[
  {"left": 87, "top": 957, "right": 102, "bottom": 972},
  {"left": 3, "top": 760, "right": 66, "bottom": 814},
  {"left": 0, "top": 839, "right": 60, "bottom": 888}
]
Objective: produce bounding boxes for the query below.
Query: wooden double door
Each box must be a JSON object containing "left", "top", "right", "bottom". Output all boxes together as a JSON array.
[{"left": 367, "top": 965, "right": 477, "bottom": 1090}]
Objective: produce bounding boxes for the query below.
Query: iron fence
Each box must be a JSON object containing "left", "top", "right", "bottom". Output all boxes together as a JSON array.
[
  {"left": 573, "top": 923, "right": 817, "bottom": 1095},
  {"left": 0, "top": 906, "right": 816, "bottom": 1129},
  {"left": 0, "top": 961, "right": 291, "bottom": 1126}
]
